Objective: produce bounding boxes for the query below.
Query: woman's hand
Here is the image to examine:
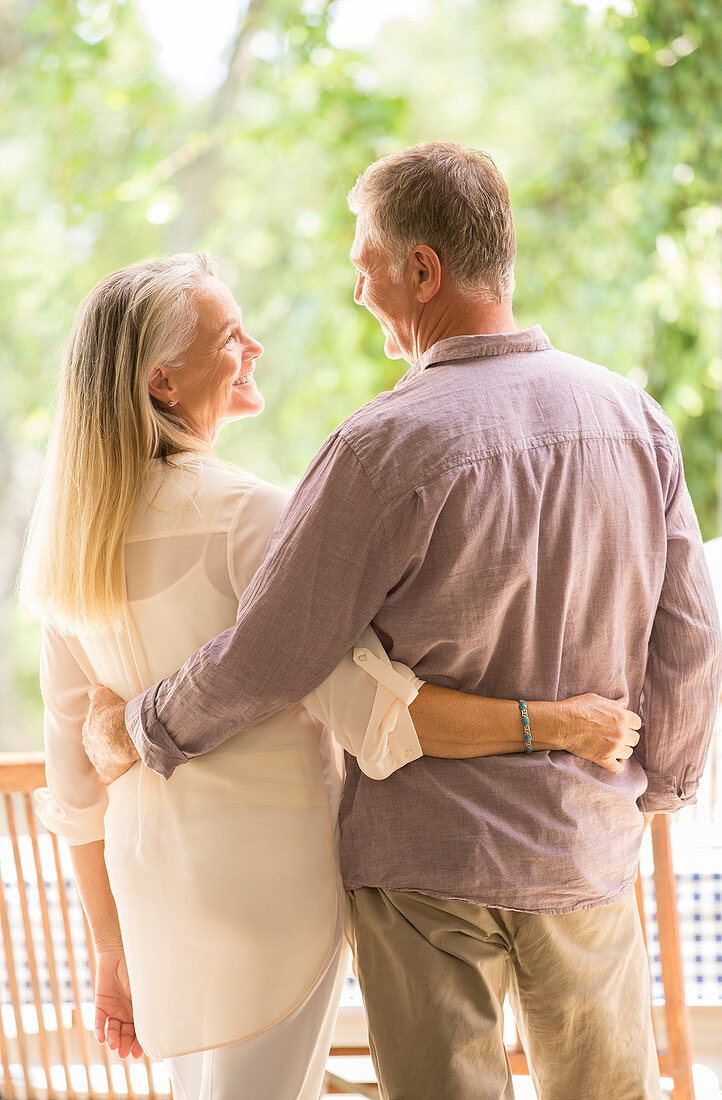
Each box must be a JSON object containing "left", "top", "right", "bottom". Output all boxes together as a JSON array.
[
  {"left": 94, "top": 948, "right": 144, "bottom": 1060},
  {"left": 557, "top": 694, "right": 641, "bottom": 773}
]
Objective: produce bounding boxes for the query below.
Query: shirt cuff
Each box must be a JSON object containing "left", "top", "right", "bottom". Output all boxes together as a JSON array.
[
  {"left": 35, "top": 788, "right": 107, "bottom": 846},
  {"left": 352, "top": 643, "right": 424, "bottom": 779},
  {"left": 636, "top": 765, "right": 700, "bottom": 813},
  {"left": 125, "top": 689, "right": 187, "bottom": 781}
]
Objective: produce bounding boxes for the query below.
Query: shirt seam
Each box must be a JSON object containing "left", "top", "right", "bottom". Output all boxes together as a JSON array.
[
  {"left": 345, "top": 879, "right": 636, "bottom": 916},
  {"left": 339, "top": 425, "right": 676, "bottom": 507}
]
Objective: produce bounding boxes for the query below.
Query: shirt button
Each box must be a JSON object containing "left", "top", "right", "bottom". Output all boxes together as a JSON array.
[
  {"left": 404, "top": 749, "right": 414, "bottom": 760},
  {"left": 357, "top": 652, "right": 367, "bottom": 662}
]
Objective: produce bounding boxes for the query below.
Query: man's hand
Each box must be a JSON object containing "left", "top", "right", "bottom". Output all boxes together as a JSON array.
[{"left": 83, "top": 685, "right": 140, "bottom": 785}]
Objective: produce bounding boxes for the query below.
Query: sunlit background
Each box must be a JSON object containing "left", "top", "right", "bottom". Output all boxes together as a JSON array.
[
  {"left": 1, "top": 0, "right": 720, "bottom": 757},
  {"left": 1, "top": 4, "right": 722, "bottom": 1097}
]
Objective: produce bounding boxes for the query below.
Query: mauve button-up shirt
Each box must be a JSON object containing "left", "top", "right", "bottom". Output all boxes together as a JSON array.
[{"left": 127, "top": 326, "right": 722, "bottom": 913}]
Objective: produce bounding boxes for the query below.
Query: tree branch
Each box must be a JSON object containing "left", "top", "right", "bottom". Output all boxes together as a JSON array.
[
  {"left": 211, "top": 0, "right": 268, "bottom": 125},
  {"left": 161, "top": 0, "right": 272, "bottom": 249}
]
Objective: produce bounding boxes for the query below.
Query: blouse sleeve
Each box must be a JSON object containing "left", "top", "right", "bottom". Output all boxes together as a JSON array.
[
  {"left": 227, "top": 480, "right": 293, "bottom": 596},
  {"left": 228, "top": 483, "right": 424, "bottom": 781},
  {"left": 302, "top": 626, "right": 424, "bottom": 781},
  {"left": 35, "top": 625, "right": 108, "bottom": 845}
]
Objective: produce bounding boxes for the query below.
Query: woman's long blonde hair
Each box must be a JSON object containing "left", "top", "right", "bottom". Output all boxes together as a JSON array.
[{"left": 19, "top": 252, "right": 217, "bottom": 635}]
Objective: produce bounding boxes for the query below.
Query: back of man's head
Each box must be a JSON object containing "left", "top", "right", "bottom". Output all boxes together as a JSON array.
[{"left": 348, "top": 142, "right": 516, "bottom": 303}]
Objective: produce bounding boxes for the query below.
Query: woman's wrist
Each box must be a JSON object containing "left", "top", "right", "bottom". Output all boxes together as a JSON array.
[
  {"left": 94, "top": 935, "right": 125, "bottom": 955},
  {"left": 525, "top": 700, "right": 569, "bottom": 751}
]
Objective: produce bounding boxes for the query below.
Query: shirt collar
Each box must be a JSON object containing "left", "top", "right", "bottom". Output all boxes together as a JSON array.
[{"left": 397, "top": 325, "right": 553, "bottom": 388}]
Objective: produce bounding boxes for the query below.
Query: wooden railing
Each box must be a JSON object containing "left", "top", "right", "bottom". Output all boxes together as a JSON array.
[
  {"left": 0, "top": 755, "right": 699, "bottom": 1099},
  {"left": 0, "top": 754, "right": 169, "bottom": 1099}
]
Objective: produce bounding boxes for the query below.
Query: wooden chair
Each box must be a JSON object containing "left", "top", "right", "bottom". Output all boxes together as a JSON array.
[
  {"left": 0, "top": 757, "right": 695, "bottom": 1099},
  {"left": 0, "top": 753, "right": 170, "bottom": 1099},
  {"left": 635, "top": 814, "right": 696, "bottom": 1100}
]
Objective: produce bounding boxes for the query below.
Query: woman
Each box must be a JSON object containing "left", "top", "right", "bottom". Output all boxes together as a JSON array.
[{"left": 20, "top": 253, "right": 640, "bottom": 1099}]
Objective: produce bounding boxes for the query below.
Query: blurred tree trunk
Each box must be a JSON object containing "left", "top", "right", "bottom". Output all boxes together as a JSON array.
[
  {"left": 0, "top": 0, "right": 48, "bottom": 750},
  {"left": 0, "top": 425, "right": 29, "bottom": 750},
  {"left": 165, "top": 0, "right": 268, "bottom": 251}
]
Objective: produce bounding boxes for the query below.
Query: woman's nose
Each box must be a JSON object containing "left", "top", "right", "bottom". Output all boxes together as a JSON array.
[{"left": 246, "top": 337, "right": 263, "bottom": 359}]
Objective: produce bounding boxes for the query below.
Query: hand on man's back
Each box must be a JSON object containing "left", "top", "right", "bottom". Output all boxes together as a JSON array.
[{"left": 83, "top": 685, "right": 139, "bottom": 785}]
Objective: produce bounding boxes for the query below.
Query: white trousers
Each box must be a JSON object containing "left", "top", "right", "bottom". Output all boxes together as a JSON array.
[{"left": 167, "top": 924, "right": 349, "bottom": 1100}]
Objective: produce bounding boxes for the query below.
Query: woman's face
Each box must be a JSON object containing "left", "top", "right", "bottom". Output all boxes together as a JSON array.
[{"left": 152, "top": 277, "right": 265, "bottom": 442}]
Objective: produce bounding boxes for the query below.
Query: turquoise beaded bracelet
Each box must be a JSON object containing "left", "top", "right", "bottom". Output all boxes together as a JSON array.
[{"left": 519, "top": 699, "right": 532, "bottom": 754}]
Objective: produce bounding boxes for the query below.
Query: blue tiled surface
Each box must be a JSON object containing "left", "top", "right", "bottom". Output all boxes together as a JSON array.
[
  {"left": 641, "top": 863, "right": 722, "bottom": 1003},
  {"left": 0, "top": 835, "right": 93, "bottom": 1008},
  {"left": 1, "top": 835, "right": 721, "bottom": 1009}
]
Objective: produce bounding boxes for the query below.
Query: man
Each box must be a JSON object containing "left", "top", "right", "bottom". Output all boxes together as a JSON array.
[{"left": 85, "top": 143, "right": 721, "bottom": 1099}]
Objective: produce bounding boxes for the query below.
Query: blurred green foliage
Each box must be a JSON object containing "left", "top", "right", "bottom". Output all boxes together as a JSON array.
[{"left": 1, "top": 0, "right": 720, "bottom": 745}]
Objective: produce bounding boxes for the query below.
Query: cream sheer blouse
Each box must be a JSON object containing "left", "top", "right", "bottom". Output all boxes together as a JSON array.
[{"left": 36, "top": 453, "right": 423, "bottom": 1058}]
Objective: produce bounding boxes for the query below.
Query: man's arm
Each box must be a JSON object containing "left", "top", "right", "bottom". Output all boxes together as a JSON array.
[
  {"left": 636, "top": 438, "right": 722, "bottom": 812},
  {"left": 125, "top": 431, "right": 411, "bottom": 779}
]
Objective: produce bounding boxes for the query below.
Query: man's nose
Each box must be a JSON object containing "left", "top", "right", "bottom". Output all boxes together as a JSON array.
[{"left": 354, "top": 273, "right": 364, "bottom": 304}]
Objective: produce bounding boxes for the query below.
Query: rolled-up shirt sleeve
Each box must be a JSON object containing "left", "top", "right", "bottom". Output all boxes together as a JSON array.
[
  {"left": 636, "top": 437, "right": 722, "bottom": 812},
  {"left": 125, "top": 430, "right": 418, "bottom": 779},
  {"left": 36, "top": 625, "right": 108, "bottom": 845},
  {"left": 303, "top": 626, "right": 423, "bottom": 780}
]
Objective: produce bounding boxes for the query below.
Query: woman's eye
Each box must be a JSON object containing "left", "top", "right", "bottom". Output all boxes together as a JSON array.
[{"left": 224, "top": 333, "right": 234, "bottom": 345}]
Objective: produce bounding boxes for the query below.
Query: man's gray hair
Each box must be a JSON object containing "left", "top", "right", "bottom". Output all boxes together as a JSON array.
[{"left": 348, "top": 142, "right": 516, "bottom": 301}]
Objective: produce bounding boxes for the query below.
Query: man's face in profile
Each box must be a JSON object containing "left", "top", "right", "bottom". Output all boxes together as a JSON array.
[{"left": 350, "top": 221, "right": 414, "bottom": 362}]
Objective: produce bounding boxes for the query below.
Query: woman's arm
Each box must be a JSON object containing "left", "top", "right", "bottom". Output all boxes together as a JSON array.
[
  {"left": 304, "top": 626, "right": 640, "bottom": 778},
  {"left": 37, "top": 627, "right": 142, "bottom": 1058},
  {"left": 69, "top": 843, "right": 143, "bottom": 1060},
  {"left": 37, "top": 626, "right": 109, "bottom": 842},
  {"left": 411, "top": 685, "right": 640, "bottom": 773},
  {"left": 69, "top": 842, "right": 123, "bottom": 952}
]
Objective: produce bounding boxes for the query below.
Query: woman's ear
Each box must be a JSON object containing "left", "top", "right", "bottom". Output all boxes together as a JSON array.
[{"left": 148, "top": 366, "right": 178, "bottom": 405}]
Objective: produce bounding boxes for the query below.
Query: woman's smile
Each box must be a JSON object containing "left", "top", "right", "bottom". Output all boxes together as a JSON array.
[{"left": 232, "top": 371, "right": 255, "bottom": 386}]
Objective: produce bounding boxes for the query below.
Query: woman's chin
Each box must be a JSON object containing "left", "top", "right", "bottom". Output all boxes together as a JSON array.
[{"left": 228, "top": 386, "right": 265, "bottom": 419}]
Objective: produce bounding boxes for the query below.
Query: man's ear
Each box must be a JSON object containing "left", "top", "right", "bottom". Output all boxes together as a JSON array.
[
  {"left": 148, "top": 366, "right": 178, "bottom": 405},
  {"left": 413, "top": 246, "right": 442, "bottom": 303}
]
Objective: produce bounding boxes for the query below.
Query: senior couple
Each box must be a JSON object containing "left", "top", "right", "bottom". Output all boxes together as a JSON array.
[{"left": 23, "top": 143, "right": 720, "bottom": 1100}]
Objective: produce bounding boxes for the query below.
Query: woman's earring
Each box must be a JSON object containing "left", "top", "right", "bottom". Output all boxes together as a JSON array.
[{"left": 168, "top": 400, "right": 177, "bottom": 408}]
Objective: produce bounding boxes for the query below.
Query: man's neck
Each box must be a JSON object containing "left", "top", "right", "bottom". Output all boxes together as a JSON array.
[{"left": 411, "top": 299, "right": 517, "bottom": 363}]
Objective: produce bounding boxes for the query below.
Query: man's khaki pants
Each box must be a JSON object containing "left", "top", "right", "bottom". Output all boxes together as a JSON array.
[{"left": 348, "top": 886, "right": 662, "bottom": 1100}]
